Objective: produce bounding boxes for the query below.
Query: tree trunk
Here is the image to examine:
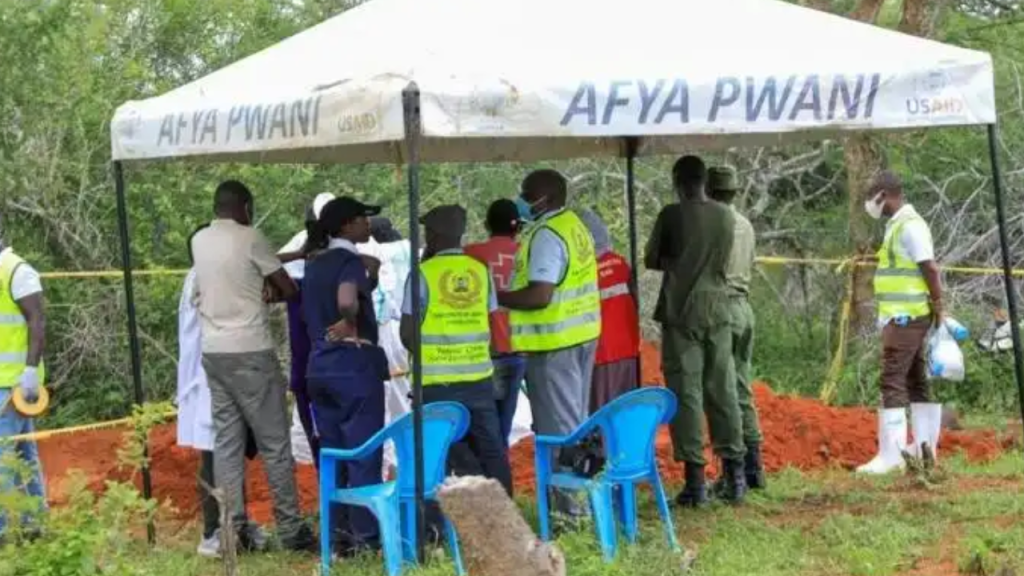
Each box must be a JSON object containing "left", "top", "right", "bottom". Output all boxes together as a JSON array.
[
  {"left": 437, "top": 476, "right": 567, "bottom": 576},
  {"left": 845, "top": 135, "right": 883, "bottom": 336},
  {"left": 850, "top": 0, "right": 886, "bottom": 22}
]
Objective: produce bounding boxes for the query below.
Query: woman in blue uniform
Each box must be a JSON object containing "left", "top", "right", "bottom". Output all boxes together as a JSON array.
[{"left": 303, "top": 196, "right": 388, "bottom": 555}]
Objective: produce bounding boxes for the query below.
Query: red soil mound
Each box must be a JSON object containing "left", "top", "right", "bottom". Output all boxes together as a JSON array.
[{"left": 36, "top": 341, "right": 1014, "bottom": 524}]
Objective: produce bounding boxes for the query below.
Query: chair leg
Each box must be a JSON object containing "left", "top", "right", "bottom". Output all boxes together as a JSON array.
[
  {"left": 588, "top": 483, "right": 617, "bottom": 562},
  {"left": 400, "top": 500, "right": 417, "bottom": 564},
  {"left": 319, "top": 460, "right": 336, "bottom": 576},
  {"left": 443, "top": 517, "right": 465, "bottom": 576},
  {"left": 619, "top": 482, "right": 638, "bottom": 544},
  {"left": 371, "top": 497, "right": 405, "bottom": 576},
  {"left": 651, "top": 472, "right": 681, "bottom": 553}
]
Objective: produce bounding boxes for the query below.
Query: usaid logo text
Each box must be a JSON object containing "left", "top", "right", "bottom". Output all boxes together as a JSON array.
[{"left": 906, "top": 69, "right": 965, "bottom": 117}]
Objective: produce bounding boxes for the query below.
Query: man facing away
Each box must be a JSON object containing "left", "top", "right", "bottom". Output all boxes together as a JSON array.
[
  {"left": 464, "top": 199, "right": 527, "bottom": 447},
  {"left": 190, "top": 180, "right": 313, "bottom": 552},
  {"left": 577, "top": 208, "right": 640, "bottom": 412},
  {"left": 645, "top": 155, "right": 746, "bottom": 506},
  {"left": 857, "top": 171, "right": 945, "bottom": 474},
  {"left": 0, "top": 233, "right": 47, "bottom": 541},
  {"left": 499, "top": 169, "right": 601, "bottom": 519},
  {"left": 706, "top": 167, "right": 766, "bottom": 491},
  {"left": 401, "top": 205, "right": 513, "bottom": 494}
]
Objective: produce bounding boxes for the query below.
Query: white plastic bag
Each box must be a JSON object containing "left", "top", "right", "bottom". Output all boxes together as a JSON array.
[{"left": 928, "top": 323, "right": 965, "bottom": 381}]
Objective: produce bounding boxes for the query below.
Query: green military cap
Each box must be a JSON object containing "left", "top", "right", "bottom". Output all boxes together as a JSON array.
[{"left": 708, "top": 166, "right": 740, "bottom": 192}]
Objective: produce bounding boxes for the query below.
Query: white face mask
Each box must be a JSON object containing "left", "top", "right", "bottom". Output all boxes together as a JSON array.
[{"left": 864, "top": 193, "right": 884, "bottom": 220}]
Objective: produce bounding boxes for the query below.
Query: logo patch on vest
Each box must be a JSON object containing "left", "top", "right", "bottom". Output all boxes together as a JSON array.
[
  {"left": 438, "top": 268, "right": 484, "bottom": 309},
  {"left": 572, "top": 226, "right": 595, "bottom": 265}
]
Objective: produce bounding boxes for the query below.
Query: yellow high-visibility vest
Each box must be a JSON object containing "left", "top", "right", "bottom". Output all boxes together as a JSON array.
[
  {"left": 509, "top": 210, "right": 601, "bottom": 352},
  {"left": 420, "top": 254, "right": 494, "bottom": 385},
  {"left": 0, "top": 249, "right": 44, "bottom": 388},
  {"left": 874, "top": 216, "right": 932, "bottom": 320}
]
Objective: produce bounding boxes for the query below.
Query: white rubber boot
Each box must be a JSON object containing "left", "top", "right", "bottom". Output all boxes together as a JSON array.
[
  {"left": 856, "top": 408, "right": 908, "bottom": 475},
  {"left": 911, "top": 403, "right": 943, "bottom": 461}
]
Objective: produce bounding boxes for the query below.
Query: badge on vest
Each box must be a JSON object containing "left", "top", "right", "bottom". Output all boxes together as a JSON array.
[{"left": 438, "top": 268, "right": 485, "bottom": 309}]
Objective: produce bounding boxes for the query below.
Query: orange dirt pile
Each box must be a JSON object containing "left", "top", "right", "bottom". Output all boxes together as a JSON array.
[{"left": 36, "top": 340, "right": 1014, "bottom": 523}]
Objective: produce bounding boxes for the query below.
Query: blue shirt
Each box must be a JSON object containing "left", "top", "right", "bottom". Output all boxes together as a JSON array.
[
  {"left": 303, "top": 239, "right": 379, "bottom": 346},
  {"left": 401, "top": 249, "right": 498, "bottom": 319}
]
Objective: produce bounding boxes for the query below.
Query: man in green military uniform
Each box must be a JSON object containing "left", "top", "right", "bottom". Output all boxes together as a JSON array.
[
  {"left": 707, "top": 167, "right": 765, "bottom": 492},
  {"left": 645, "top": 156, "right": 746, "bottom": 506}
]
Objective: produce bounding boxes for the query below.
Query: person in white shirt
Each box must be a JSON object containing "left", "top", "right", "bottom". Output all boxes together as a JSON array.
[
  {"left": 858, "top": 171, "right": 945, "bottom": 475},
  {"left": 178, "top": 223, "right": 264, "bottom": 557},
  {"left": 190, "top": 180, "right": 313, "bottom": 552},
  {"left": 0, "top": 239, "right": 47, "bottom": 541}
]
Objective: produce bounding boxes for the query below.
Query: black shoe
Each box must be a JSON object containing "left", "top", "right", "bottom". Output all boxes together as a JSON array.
[
  {"left": 674, "top": 462, "right": 708, "bottom": 508},
  {"left": 281, "top": 524, "right": 317, "bottom": 553},
  {"left": 745, "top": 443, "right": 767, "bottom": 490},
  {"left": 717, "top": 459, "right": 748, "bottom": 505}
]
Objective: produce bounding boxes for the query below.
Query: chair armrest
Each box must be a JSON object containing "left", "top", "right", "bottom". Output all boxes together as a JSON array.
[
  {"left": 534, "top": 416, "right": 601, "bottom": 448},
  {"left": 320, "top": 427, "right": 391, "bottom": 462}
]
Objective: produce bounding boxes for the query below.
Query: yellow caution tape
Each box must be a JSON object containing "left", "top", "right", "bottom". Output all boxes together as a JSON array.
[
  {"left": 6, "top": 370, "right": 412, "bottom": 443},
  {"left": 5, "top": 410, "right": 178, "bottom": 443},
  {"left": 31, "top": 260, "right": 1024, "bottom": 281},
  {"left": 819, "top": 258, "right": 857, "bottom": 405},
  {"left": 40, "top": 269, "right": 189, "bottom": 280},
  {"left": 755, "top": 256, "right": 1024, "bottom": 277}
]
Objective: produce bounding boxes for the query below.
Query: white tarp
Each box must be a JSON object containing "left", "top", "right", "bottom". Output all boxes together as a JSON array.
[{"left": 110, "top": 0, "right": 996, "bottom": 165}]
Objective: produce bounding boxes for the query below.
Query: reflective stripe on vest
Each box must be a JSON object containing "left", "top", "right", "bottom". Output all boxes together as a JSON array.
[
  {"left": 509, "top": 210, "right": 601, "bottom": 352},
  {"left": 0, "top": 250, "right": 43, "bottom": 388},
  {"left": 420, "top": 254, "right": 494, "bottom": 385},
  {"left": 873, "top": 216, "right": 931, "bottom": 319}
]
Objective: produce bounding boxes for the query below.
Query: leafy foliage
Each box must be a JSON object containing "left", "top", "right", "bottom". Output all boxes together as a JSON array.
[{"left": 0, "top": 0, "right": 1022, "bottom": 426}]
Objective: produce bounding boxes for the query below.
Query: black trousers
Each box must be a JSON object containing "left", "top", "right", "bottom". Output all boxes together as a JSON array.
[{"left": 422, "top": 379, "right": 513, "bottom": 496}]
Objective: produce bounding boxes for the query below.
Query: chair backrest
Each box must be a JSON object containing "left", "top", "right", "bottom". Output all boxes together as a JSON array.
[
  {"left": 389, "top": 401, "right": 471, "bottom": 497},
  {"left": 593, "top": 388, "right": 677, "bottom": 479}
]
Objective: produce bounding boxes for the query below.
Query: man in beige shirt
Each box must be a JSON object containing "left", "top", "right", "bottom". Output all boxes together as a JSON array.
[
  {"left": 708, "top": 167, "right": 766, "bottom": 493},
  {"left": 191, "top": 180, "right": 312, "bottom": 552}
]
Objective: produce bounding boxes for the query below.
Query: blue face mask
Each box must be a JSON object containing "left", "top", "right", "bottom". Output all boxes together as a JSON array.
[{"left": 515, "top": 196, "right": 537, "bottom": 222}]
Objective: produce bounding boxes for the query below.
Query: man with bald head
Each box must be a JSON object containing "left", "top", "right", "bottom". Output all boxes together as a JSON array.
[
  {"left": 858, "top": 170, "right": 945, "bottom": 475},
  {"left": 500, "top": 169, "right": 601, "bottom": 521}
]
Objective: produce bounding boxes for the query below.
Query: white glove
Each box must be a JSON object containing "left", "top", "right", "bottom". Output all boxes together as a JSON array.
[{"left": 19, "top": 367, "right": 39, "bottom": 402}]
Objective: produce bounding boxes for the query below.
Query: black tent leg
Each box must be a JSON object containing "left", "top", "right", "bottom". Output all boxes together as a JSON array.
[
  {"left": 623, "top": 137, "right": 641, "bottom": 385},
  {"left": 402, "top": 83, "right": 426, "bottom": 563},
  {"left": 987, "top": 124, "right": 1024, "bottom": 446},
  {"left": 113, "top": 161, "right": 155, "bottom": 544}
]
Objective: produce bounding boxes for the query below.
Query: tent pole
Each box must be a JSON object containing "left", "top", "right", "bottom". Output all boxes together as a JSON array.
[
  {"left": 623, "top": 137, "right": 641, "bottom": 385},
  {"left": 402, "top": 82, "right": 426, "bottom": 563},
  {"left": 113, "top": 161, "right": 155, "bottom": 544},
  {"left": 987, "top": 124, "right": 1024, "bottom": 448}
]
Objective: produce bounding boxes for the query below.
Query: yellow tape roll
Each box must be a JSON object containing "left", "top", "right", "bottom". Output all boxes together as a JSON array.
[{"left": 12, "top": 386, "right": 49, "bottom": 418}]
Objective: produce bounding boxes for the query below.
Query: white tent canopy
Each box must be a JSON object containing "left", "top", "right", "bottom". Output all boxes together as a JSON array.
[{"left": 110, "top": 0, "right": 996, "bottom": 165}]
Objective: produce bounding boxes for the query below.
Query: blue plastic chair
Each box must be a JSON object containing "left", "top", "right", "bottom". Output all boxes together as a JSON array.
[
  {"left": 533, "top": 387, "right": 681, "bottom": 561},
  {"left": 319, "top": 401, "right": 470, "bottom": 576}
]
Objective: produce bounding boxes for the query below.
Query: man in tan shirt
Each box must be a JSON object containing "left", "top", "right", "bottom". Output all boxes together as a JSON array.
[
  {"left": 191, "top": 180, "right": 312, "bottom": 552},
  {"left": 708, "top": 166, "right": 766, "bottom": 493}
]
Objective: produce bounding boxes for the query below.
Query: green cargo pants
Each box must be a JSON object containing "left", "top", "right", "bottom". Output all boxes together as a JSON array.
[
  {"left": 729, "top": 296, "right": 763, "bottom": 445},
  {"left": 662, "top": 323, "right": 744, "bottom": 466}
]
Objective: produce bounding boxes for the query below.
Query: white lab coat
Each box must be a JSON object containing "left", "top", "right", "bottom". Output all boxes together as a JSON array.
[
  {"left": 357, "top": 237, "right": 414, "bottom": 475},
  {"left": 176, "top": 269, "right": 214, "bottom": 451}
]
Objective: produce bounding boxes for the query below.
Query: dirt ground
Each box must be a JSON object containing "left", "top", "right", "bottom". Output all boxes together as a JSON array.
[{"left": 36, "top": 342, "right": 1016, "bottom": 524}]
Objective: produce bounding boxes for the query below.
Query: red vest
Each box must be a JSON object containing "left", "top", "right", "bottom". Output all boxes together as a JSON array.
[
  {"left": 464, "top": 236, "right": 519, "bottom": 356},
  {"left": 595, "top": 252, "right": 640, "bottom": 365}
]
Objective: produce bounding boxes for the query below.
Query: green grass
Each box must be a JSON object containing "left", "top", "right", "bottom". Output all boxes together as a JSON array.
[{"left": 76, "top": 451, "right": 1024, "bottom": 576}]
